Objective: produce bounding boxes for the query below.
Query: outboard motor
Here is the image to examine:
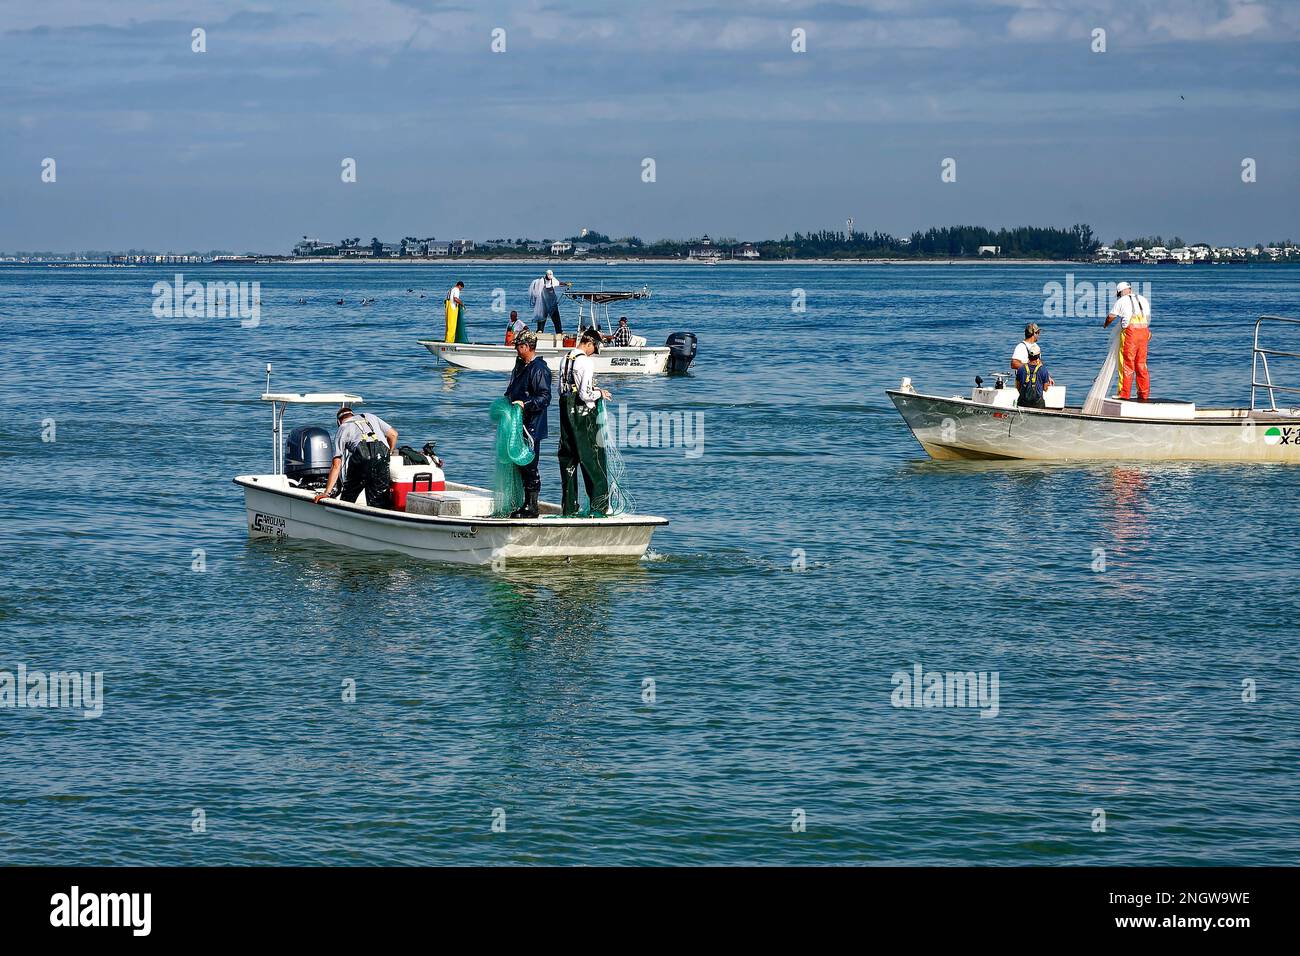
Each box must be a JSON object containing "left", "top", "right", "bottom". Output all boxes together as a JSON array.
[
  {"left": 285, "top": 425, "right": 333, "bottom": 488},
  {"left": 665, "top": 331, "right": 698, "bottom": 375}
]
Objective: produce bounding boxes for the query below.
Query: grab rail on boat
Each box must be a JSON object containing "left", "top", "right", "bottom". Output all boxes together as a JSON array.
[{"left": 1251, "top": 315, "right": 1300, "bottom": 412}]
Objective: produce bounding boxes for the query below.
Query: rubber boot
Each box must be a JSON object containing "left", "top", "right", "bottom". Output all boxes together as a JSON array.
[{"left": 514, "top": 488, "right": 539, "bottom": 519}]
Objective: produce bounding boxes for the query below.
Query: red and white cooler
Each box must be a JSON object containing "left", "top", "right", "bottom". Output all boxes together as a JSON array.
[{"left": 390, "top": 456, "right": 445, "bottom": 510}]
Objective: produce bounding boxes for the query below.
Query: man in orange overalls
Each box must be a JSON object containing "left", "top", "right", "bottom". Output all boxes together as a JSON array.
[{"left": 1104, "top": 281, "right": 1151, "bottom": 400}]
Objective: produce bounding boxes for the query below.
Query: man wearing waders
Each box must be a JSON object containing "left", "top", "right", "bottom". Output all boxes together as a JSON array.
[
  {"left": 1104, "top": 281, "right": 1152, "bottom": 401},
  {"left": 558, "top": 328, "right": 613, "bottom": 516},
  {"left": 314, "top": 407, "right": 399, "bottom": 508},
  {"left": 504, "top": 330, "right": 553, "bottom": 518},
  {"left": 529, "top": 269, "right": 571, "bottom": 333}
]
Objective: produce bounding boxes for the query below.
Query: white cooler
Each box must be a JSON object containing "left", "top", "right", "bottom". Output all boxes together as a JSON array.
[{"left": 405, "top": 490, "right": 495, "bottom": 518}]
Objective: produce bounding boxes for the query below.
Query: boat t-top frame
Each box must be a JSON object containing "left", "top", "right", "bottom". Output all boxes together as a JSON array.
[
  {"left": 563, "top": 286, "right": 650, "bottom": 335},
  {"left": 260, "top": 364, "right": 361, "bottom": 475},
  {"left": 1251, "top": 315, "right": 1300, "bottom": 412}
]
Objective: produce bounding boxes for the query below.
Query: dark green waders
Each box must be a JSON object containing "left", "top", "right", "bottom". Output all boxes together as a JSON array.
[{"left": 558, "top": 394, "right": 611, "bottom": 516}]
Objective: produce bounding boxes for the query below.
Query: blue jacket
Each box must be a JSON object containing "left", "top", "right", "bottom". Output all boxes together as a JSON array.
[{"left": 505, "top": 356, "right": 552, "bottom": 443}]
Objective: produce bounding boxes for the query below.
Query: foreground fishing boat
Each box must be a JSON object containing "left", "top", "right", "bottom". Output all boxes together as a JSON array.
[
  {"left": 888, "top": 316, "right": 1300, "bottom": 463},
  {"left": 234, "top": 377, "right": 667, "bottom": 565},
  {"left": 418, "top": 288, "right": 698, "bottom": 375}
]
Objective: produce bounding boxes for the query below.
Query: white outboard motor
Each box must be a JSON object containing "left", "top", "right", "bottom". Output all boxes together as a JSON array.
[
  {"left": 665, "top": 331, "right": 698, "bottom": 374},
  {"left": 285, "top": 426, "right": 333, "bottom": 487}
]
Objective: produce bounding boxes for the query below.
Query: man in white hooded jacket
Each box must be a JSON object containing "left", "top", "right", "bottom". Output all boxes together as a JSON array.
[{"left": 529, "top": 269, "right": 571, "bottom": 333}]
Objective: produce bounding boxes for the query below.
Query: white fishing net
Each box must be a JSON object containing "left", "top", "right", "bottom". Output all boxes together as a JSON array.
[{"left": 1083, "top": 321, "right": 1121, "bottom": 415}]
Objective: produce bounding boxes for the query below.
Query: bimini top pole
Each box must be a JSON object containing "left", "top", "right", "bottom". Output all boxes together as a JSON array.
[{"left": 267, "top": 364, "right": 278, "bottom": 474}]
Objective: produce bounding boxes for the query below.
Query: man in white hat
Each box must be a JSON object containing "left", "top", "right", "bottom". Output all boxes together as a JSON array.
[
  {"left": 1104, "top": 281, "right": 1152, "bottom": 400},
  {"left": 529, "top": 269, "right": 572, "bottom": 333}
]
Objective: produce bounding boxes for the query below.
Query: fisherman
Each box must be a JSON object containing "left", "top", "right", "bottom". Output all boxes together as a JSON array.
[
  {"left": 314, "top": 406, "right": 399, "bottom": 509},
  {"left": 443, "top": 280, "right": 467, "bottom": 343},
  {"left": 529, "top": 269, "right": 572, "bottom": 333},
  {"left": 558, "top": 328, "right": 614, "bottom": 516},
  {"left": 1011, "top": 323, "right": 1042, "bottom": 372},
  {"left": 1104, "top": 281, "right": 1152, "bottom": 401},
  {"left": 1015, "top": 343, "right": 1053, "bottom": 409},
  {"left": 505, "top": 309, "right": 527, "bottom": 345},
  {"left": 603, "top": 315, "right": 633, "bottom": 347},
  {"left": 504, "top": 330, "right": 553, "bottom": 518}
]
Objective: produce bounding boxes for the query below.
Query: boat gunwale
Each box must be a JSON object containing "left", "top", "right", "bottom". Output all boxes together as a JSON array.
[
  {"left": 233, "top": 476, "right": 669, "bottom": 529},
  {"left": 885, "top": 389, "right": 1300, "bottom": 427},
  {"left": 418, "top": 339, "right": 670, "bottom": 355}
]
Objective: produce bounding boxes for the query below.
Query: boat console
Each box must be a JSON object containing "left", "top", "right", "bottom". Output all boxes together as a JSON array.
[{"left": 969, "top": 373, "right": 1066, "bottom": 410}]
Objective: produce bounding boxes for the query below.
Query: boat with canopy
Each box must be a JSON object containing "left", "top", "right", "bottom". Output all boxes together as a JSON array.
[
  {"left": 418, "top": 286, "right": 696, "bottom": 375},
  {"left": 234, "top": 367, "right": 668, "bottom": 564}
]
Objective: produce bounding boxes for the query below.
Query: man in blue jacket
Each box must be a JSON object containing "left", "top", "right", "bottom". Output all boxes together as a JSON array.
[{"left": 504, "top": 330, "right": 553, "bottom": 518}]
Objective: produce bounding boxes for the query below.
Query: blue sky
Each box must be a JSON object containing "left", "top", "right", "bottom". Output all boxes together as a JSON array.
[{"left": 1, "top": 0, "right": 1297, "bottom": 250}]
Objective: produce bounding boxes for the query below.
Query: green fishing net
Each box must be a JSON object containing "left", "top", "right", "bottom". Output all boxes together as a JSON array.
[
  {"left": 595, "top": 399, "right": 633, "bottom": 516},
  {"left": 489, "top": 397, "right": 535, "bottom": 516}
]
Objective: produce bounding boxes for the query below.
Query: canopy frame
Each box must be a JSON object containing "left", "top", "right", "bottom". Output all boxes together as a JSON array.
[
  {"left": 261, "top": 364, "right": 361, "bottom": 474},
  {"left": 562, "top": 286, "right": 650, "bottom": 335}
]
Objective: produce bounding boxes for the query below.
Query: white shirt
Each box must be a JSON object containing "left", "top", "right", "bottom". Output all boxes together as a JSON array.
[
  {"left": 542, "top": 275, "right": 563, "bottom": 291},
  {"left": 1110, "top": 292, "right": 1150, "bottom": 329},
  {"left": 1012, "top": 340, "right": 1032, "bottom": 366},
  {"left": 448, "top": 285, "right": 462, "bottom": 304},
  {"left": 562, "top": 349, "right": 601, "bottom": 408}
]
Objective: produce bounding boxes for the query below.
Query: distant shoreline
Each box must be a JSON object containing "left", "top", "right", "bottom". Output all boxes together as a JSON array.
[{"left": 215, "top": 257, "right": 1105, "bottom": 267}]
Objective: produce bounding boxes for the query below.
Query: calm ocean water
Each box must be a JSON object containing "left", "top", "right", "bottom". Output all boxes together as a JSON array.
[{"left": 1, "top": 261, "right": 1297, "bottom": 865}]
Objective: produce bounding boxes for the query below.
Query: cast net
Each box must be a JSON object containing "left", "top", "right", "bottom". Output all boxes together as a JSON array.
[
  {"left": 596, "top": 399, "right": 633, "bottom": 516},
  {"left": 489, "top": 397, "right": 535, "bottom": 516}
]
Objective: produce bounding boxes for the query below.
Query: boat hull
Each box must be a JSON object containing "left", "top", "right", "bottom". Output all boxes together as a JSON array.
[
  {"left": 419, "top": 340, "right": 670, "bottom": 375},
  {"left": 887, "top": 390, "right": 1300, "bottom": 463},
  {"left": 236, "top": 476, "right": 666, "bottom": 564}
]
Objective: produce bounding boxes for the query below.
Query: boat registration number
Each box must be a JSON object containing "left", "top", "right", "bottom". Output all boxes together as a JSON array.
[{"left": 252, "top": 512, "right": 286, "bottom": 536}]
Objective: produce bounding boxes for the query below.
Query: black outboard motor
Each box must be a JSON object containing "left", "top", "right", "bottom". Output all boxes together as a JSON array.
[
  {"left": 285, "top": 426, "right": 334, "bottom": 488},
  {"left": 665, "top": 331, "right": 698, "bottom": 375}
]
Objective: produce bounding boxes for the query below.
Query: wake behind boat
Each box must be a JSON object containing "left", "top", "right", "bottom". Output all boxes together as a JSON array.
[
  {"left": 888, "top": 315, "right": 1300, "bottom": 463},
  {"left": 419, "top": 287, "right": 698, "bottom": 375}
]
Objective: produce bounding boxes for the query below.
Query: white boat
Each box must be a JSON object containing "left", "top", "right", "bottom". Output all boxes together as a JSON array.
[
  {"left": 887, "top": 316, "right": 1300, "bottom": 463},
  {"left": 418, "top": 288, "right": 696, "bottom": 376},
  {"left": 234, "top": 376, "right": 668, "bottom": 565}
]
